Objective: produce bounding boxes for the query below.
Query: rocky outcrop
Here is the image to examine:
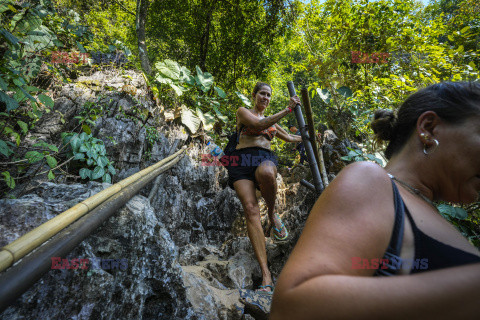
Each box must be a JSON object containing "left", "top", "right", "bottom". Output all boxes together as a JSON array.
[{"left": 0, "top": 183, "right": 195, "bottom": 319}]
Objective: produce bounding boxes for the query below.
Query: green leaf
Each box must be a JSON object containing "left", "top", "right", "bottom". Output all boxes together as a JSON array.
[
  {"left": 107, "top": 165, "right": 116, "bottom": 175},
  {"left": 46, "top": 155, "right": 57, "bottom": 168},
  {"left": 74, "top": 152, "right": 85, "bottom": 160},
  {"left": 0, "top": 139, "right": 13, "bottom": 157},
  {"left": 76, "top": 41, "right": 86, "bottom": 53},
  {"left": 47, "top": 144, "right": 58, "bottom": 152},
  {"left": 15, "top": 11, "right": 42, "bottom": 33},
  {"left": 196, "top": 108, "right": 215, "bottom": 131},
  {"left": 460, "top": 26, "right": 470, "bottom": 34},
  {"left": 17, "top": 120, "right": 28, "bottom": 134},
  {"left": 316, "top": 88, "right": 331, "bottom": 104},
  {"left": 38, "top": 94, "right": 54, "bottom": 107},
  {"left": 47, "top": 170, "right": 55, "bottom": 180},
  {"left": 195, "top": 66, "right": 214, "bottom": 92},
  {"left": 180, "top": 104, "right": 201, "bottom": 134},
  {"left": 0, "top": 28, "right": 19, "bottom": 45},
  {"left": 87, "top": 158, "right": 93, "bottom": 166},
  {"left": 0, "top": 76, "right": 8, "bottom": 91},
  {"left": 0, "top": 91, "right": 19, "bottom": 111},
  {"left": 170, "top": 83, "right": 186, "bottom": 96},
  {"left": 155, "top": 59, "right": 182, "bottom": 80},
  {"left": 82, "top": 124, "right": 91, "bottom": 134},
  {"left": 102, "top": 173, "right": 112, "bottom": 183},
  {"left": 25, "top": 151, "right": 44, "bottom": 163},
  {"left": 17, "top": 85, "right": 36, "bottom": 102},
  {"left": 337, "top": 86, "right": 352, "bottom": 98},
  {"left": 79, "top": 144, "right": 89, "bottom": 153},
  {"left": 79, "top": 168, "right": 91, "bottom": 179},
  {"left": 437, "top": 204, "right": 468, "bottom": 220},
  {"left": 34, "top": 141, "right": 58, "bottom": 152},
  {"left": 70, "top": 136, "right": 81, "bottom": 151},
  {"left": 235, "top": 92, "right": 251, "bottom": 107},
  {"left": 1, "top": 171, "right": 15, "bottom": 189},
  {"left": 97, "top": 156, "right": 108, "bottom": 168},
  {"left": 213, "top": 106, "right": 228, "bottom": 123},
  {"left": 91, "top": 166, "right": 105, "bottom": 180},
  {"left": 214, "top": 86, "right": 227, "bottom": 99}
]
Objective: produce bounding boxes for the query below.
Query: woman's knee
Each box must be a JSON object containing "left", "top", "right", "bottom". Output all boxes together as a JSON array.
[
  {"left": 243, "top": 202, "right": 260, "bottom": 221},
  {"left": 256, "top": 164, "right": 277, "bottom": 184}
]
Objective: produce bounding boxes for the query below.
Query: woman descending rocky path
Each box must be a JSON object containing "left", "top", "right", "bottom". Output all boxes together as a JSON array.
[{"left": 0, "top": 70, "right": 357, "bottom": 320}]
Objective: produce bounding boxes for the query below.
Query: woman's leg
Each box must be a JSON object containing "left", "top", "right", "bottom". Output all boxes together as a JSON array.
[
  {"left": 233, "top": 179, "right": 273, "bottom": 290},
  {"left": 255, "top": 161, "right": 286, "bottom": 238}
]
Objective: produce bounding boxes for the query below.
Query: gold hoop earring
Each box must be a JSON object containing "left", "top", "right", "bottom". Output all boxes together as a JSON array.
[{"left": 423, "top": 139, "right": 439, "bottom": 155}]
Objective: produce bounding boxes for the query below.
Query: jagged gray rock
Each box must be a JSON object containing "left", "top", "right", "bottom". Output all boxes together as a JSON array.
[{"left": 0, "top": 183, "right": 197, "bottom": 319}]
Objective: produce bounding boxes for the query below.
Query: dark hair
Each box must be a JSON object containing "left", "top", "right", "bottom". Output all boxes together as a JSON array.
[
  {"left": 252, "top": 82, "right": 272, "bottom": 95},
  {"left": 371, "top": 81, "right": 480, "bottom": 159}
]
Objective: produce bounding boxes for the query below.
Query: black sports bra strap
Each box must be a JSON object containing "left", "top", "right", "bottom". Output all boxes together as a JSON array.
[{"left": 388, "top": 180, "right": 406, "bottom": 256}]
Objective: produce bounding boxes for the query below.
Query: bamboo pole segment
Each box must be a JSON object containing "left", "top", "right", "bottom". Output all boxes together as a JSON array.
[
  {"left": 300, "top": 88, "right": 322, "bottom": 175},
  {"left": 0, "top": 146, "right": 187, "bottom": 273},
  {"left": 318, "top": 146, "right": 329, "bottom": 187},
  {"left": 300, "top": 88, "right": 329, "bottom": 187},
  {"left": 0, "top": 150, "right": 186, "bottom": 312},
  {"left": 287, "top": 81, "right": 324, "bottom": 194}
]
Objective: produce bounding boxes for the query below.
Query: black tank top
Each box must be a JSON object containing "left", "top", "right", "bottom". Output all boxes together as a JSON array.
[{"left": 375, "top": 180, "right": 480, "bottom": 276}]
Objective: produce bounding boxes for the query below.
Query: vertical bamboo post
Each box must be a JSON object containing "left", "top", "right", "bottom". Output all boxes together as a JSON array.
[{"left": 300, "top": 88, "right": 322, "bottom": 174}]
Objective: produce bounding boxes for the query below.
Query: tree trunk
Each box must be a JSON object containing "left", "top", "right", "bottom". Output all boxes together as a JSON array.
[
  {"left": 198, "top": 0, "right": 216, "bottom": 71},
  {"left": 136, "top": 0, "right": 152, "bottom": 75}
]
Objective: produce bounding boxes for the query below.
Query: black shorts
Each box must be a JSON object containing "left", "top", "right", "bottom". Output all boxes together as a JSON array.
[{"left": 225, "top": 147, "right": 278, "bottom": 190}]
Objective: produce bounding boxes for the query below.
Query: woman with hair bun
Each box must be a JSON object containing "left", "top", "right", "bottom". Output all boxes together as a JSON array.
[{"left": 271, "top": 82, "right": 480, "bottom": 319}]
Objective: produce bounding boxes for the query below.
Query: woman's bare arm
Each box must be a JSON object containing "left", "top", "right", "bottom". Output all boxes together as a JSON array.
[
  {"left": 270, "top": 161, "right": 480, "bottom": 320},
  {"left": 274, "top": 124, "right": 302, "bottom": 143},
  {"left": 236, "top": 96, "right": 299, "bottom": 130}
]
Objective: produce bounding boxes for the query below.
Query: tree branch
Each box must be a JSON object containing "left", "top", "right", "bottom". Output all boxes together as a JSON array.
[{"left": 112, "top": 0, "right": 135, "bottom": 16}]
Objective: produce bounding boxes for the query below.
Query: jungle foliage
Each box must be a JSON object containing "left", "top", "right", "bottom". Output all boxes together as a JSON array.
[{"left": 1, "top": 0, "right": 479, "bottom": 239}]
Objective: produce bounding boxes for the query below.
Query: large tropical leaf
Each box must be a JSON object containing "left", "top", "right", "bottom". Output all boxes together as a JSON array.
[
  {"left": 196, "top": 107, "right": 215, "bottom": 131},
  {"left": 23, "top": 25, "right": 57, "bottom": 52},
  {"left": 180, "top": 105, "right": 201, "bottom": 134},
  {"left": 14, "top": 10, "right": 42, "bottom": 34},
  {"left": 155, "top": 59, "right": 181, "bottom": 80},
  {"left": 317, "top": 88, "right": 331, "bottom": 104},
  {"left": 195, "top": 66, "right": 214, "bottom": 92},
  {"left": 337, "top": 86, "right": 353, "bottom": 98}
]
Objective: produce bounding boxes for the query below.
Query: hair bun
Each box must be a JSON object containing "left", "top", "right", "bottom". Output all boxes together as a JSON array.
[{"left": 371, "top": 109, "right": 396, "bottom": 141}]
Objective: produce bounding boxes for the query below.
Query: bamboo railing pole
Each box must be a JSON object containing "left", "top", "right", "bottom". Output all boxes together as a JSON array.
[
  {"left": 300, "top": 88, "right": 322, "bottom": 175},
  {"left": 0, "top": 146, "right": 187, "bottom": 273},
  {"left": 0, "top": 150, "right": 186, "bottom": 312},
  {"left": 287, "top": 81, "right": 324, "bottom": 193}
]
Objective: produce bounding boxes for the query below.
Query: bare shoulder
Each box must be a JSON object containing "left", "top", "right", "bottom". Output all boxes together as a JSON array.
[
  {"left": 308, "top": 161, "right": 394, "bottom": 231},
  {"left": 236, "top": 106, "right": 250, "bottom": 117},
  {"left": 276, "top": 161, "right": 395, "bottom": 290}
]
